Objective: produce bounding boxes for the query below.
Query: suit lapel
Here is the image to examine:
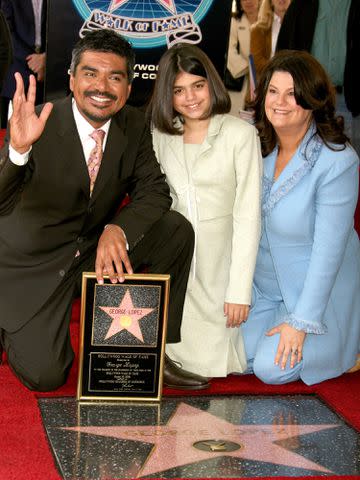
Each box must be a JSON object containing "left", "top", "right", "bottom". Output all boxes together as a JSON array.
[
  {"left": 262, "top": 125, "right": 323, "bottom": 217},
  {"left": 200, "top": 115, "right": 221, "bottom": 154},
  {"left": 168, "top": 115, "right": 222, "bottom": 174},
  {"left": 167, "top": 133, "right": 185, "bottom": 169},
  {"left": 55, "top": 97, "right": 91, "bottom": 198},
  {"left": 54, "top": 98, "right": 129, "bottom": 202},
  {"left": 269, "top": 145, "right": 306, "bottom": 193}
]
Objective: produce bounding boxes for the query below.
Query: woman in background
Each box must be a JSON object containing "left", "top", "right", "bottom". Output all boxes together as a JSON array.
[
  {"left": 251, "top": 0, "right": 291, "bottom": 78},
  {"left": 242, "top": 50, "right": 360, "bottom": 385},
  {"left": 226, "top": 0, "right": 260, "bottom": 115},
  {"left": 149, "top": 43, "right": 262, "bottom": 378}
]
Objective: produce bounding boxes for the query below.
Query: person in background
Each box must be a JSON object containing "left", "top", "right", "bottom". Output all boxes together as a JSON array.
[
  {"left": 250, "top": 0, "right": 291, "bottom": 77},
  {"left": 0, "top": 0, "right": 47, "bottom": 127},
  {"left": 0, "top": 10, "right": 12, "bottom": 89},
  {"left": 276, "top": 0, "right": 360, "bottom": 156},
  {"left": 242, "top": 50, "right": 360, "bottom": 386},
  {"left": 149, "top": 43, "right": 262, "bottom": 378},
  {"left": 0, "top": 29, "right": 209, "bottom": 392},
  {"left": 226, "top": 0, "right": 260, "bottom": 116}
]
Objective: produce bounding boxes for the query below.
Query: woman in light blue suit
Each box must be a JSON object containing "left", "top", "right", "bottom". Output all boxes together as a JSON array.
[{"left": 242, "top": 50, "right": 360, "bottom": 385}]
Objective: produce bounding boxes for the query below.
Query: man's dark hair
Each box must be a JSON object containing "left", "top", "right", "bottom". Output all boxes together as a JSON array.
[{"left": 69, "top": 29, "right": 136, "bottom": 82}]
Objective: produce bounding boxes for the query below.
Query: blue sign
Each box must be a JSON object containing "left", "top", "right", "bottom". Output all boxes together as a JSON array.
[{"left": 72, "top": 0, "right": 214, "bottom": 48}]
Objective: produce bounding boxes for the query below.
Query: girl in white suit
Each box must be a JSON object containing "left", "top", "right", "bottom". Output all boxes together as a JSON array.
[{"left": 149, "top": 44, "right": 262, "bottom": 377}]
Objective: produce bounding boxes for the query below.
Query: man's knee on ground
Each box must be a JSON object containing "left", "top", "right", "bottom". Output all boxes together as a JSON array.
[{"left": 9, "top": 357, "right": 70, "bottom": 392}]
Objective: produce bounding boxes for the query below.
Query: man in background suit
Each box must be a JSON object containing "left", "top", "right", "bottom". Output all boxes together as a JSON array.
[
  {"left": 0, "top": 29, "right": 209, "bottom": 392},
  {"left": 0, "top": 10, "right": 12, "bottom": 88},
  {"left": 0, "top": 0, "right": 47, "bottom": 126}
]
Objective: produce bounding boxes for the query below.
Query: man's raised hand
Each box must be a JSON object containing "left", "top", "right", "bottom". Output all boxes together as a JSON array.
[{"left": 9, "top": 73, "right": 53, "bottom": 154}]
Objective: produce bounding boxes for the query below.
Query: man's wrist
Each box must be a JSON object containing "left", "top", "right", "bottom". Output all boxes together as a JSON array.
[
  {"left": 104, "top": 224, "right": 129, "bottom": 250},
  {"left": 10, "top": 142, "right": 32, "bottom": 155},
  {"left": 9, "top": 144, "right": 31, "bottom": 165}
]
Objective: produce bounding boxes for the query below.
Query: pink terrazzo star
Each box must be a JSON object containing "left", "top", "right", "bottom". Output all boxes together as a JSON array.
[
  {"left": 108, "top": 0, "right": 177, "bottom": 15},
  {"left": 63, "top": 402, "right": 337, "bottom": 477},
  {"left": 100, "top": 289, "right": 154, "bottom": 342}
]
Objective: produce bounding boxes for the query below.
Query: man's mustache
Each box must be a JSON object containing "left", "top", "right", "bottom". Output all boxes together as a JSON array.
[{"left": 84, "top": 90, "right": 117, "bottom": 101}]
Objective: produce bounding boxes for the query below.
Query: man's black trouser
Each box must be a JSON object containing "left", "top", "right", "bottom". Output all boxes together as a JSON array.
[{"left": 1, "top": 211, "right": 194, "bottom": 391}]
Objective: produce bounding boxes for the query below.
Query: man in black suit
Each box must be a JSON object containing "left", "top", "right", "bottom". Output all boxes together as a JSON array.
[
  {"left": 0, "top": 0, "right": 47, "bottom": 126},
  {"left": 0, "top": 29, "right": 209, "bottom": 392},
  {"left": 0, "top": 10, "right": 12, "bottom": 88}
]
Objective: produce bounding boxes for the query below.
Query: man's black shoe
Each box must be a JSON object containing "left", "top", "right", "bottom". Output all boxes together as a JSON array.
[{"left": 163, "top": 355, "right": 210, "bottom": 390}]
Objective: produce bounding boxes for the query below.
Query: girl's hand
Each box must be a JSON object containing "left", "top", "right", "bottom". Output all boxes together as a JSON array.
[{"left": 224, "top": 303, "right": 250, "bottom": 328}]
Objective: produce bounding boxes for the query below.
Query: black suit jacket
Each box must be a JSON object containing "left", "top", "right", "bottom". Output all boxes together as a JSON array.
[
  {"left": 276, "top": 0, "right": 360, "bottom": 117},
  {"left": 0, "top": 0, "right": 47, "bottom": 98},
  {"left": 0, "top": 97, "right": 171, "bottom": 331},
  {"left": 0, "top": 10, "right": 12, "bottom": 88}
]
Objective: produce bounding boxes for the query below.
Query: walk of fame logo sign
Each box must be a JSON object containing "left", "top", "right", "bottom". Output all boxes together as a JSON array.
[
  {"left": 72, "top": 0, "right": 214, "bottom": 48},
  {"left": 77, "top": 273, "right": 170, "bottom": 402}
]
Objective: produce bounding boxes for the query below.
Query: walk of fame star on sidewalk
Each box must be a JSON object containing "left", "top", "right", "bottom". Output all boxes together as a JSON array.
[
  {"left": 63, "top": 402, "right": 337, "bottom": 477},
  {"left": 99, "top": 289, "right": 154, "bottom": 342}
]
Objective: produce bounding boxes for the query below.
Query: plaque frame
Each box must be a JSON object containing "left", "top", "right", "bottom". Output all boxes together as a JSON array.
[{"left": 77, "top": 273, "right": 170, "bottom": 402}]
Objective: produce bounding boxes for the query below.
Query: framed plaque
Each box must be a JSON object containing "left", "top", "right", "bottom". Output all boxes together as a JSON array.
[{"left": 77, "top": 273, "right": 170, "bottom": 402}]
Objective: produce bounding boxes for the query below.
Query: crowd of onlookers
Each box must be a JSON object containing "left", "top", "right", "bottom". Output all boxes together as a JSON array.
[
  {"left": 226, "top": 0, "right": 290, "bottom": 115},
  {"left": 226, "top": 0, "right": 359, "bottom": 156}
]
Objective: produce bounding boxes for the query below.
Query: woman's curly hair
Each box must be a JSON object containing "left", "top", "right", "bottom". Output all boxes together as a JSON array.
[{"left": 251, "top": 50, "right": 349, "bottom": 157}]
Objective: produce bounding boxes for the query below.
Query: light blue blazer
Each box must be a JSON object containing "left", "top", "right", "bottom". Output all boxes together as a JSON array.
[{"left": 253, "top": 125, "right": 360, "bottom": 385}]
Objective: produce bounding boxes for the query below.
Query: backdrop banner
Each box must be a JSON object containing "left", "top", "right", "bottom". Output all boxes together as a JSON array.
[{"left": 46, "top": 0, "right": 232, "bottom": 106}]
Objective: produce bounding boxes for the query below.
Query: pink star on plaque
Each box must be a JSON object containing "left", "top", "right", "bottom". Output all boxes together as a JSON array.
[
  {"left": 108, "top": 0, "right": 177, "bottom": 15},
  {"left": 100, "top": 289, "right": 154, "bottom": 342},
  {"left": 64, "top": 403, "right": 337, "bottom": 477}
]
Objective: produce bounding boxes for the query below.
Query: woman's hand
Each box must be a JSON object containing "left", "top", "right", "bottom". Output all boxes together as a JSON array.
[
  {"left": 266, "top": 322, "right": 306, "bottom": 369},
  {"left": 224, "top": 303, "right": 250, "bottom": 328}
]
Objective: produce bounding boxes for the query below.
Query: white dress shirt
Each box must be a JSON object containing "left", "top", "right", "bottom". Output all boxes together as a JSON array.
[
  {"left": 31, "top": 0, "right": 43, "bottom": 48},
  {"left": 271, "top": 13, "right": 282, "bottom": 57}
]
